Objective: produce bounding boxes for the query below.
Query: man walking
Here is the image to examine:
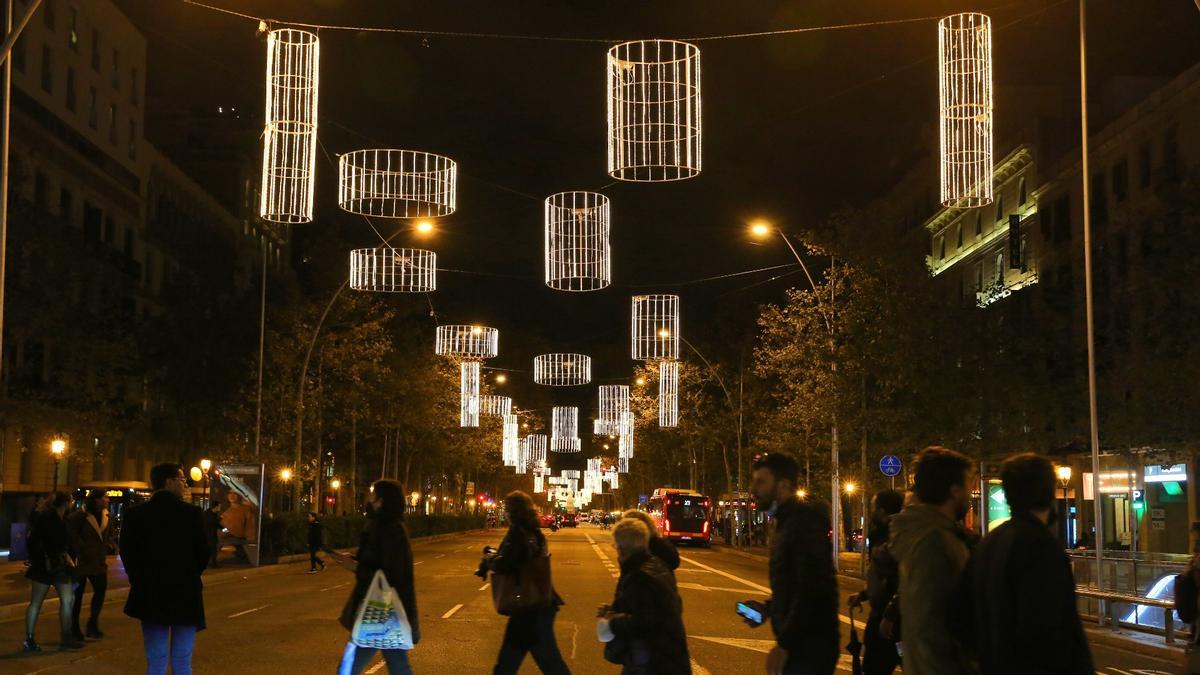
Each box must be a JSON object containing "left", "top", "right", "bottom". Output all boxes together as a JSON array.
[
  {"left": 67, "top": 491, "right": 111, "bottom": 640},
  {"left": 889, "top": 446, "right": 975, "bottom": 675},
  {"left": 747, "top": 452, "right": 839, "bottom": 675},
  {"left": 120, "top": 463, "right": 210, "bottom": 675},
  {"left": 306, "top": 512, "right": 326, "bottom": 573},
  {"left": 958, "top": 453, "right": 1093, "bottom": 673},
  {"left": 849, "top": 489, "right": 904, "bottom": 675}
]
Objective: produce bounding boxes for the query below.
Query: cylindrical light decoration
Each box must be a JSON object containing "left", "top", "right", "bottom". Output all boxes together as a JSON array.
[
  {"left": 596, "top": 384, "right": 630, "bottom": 435},
  {"left": 632, "top": 294, "right": 680, "bottom": 361},
  {"left": 544, "top": 191, "right": 611, "bottom": 292},
  {"left": 607, "top": 39, "right": 701, "bottom": 182},
  {"left": 348, "top": 248, "right": 436, "bottom": 292},
  {"left": 533, "top": 353, "right": 593, "bottom": 386},
  {"left": 551, "top": 406, "right": 581, "bottom": 453},
  {"left": 338, "top": 149, "right": 457, "bottom": 218},
  {"left": 460, "top": 361, "right": 481, "bottom": 427},
  {"left": 480, "top": 395, "right": 513, "bottom": 418},
  {"left": 938, "top": 13, "right": 993, "bottom": 208},
  {"left": 525, "top": 434, "right": 548, "bottom": 469},
  {"left": 435, "top": 325, "right": 499, "bottom": 359},
  {"left": 658, "top": 360, "right": 679, "bottom": 428},
  {"left": 618, "top": 411, "right": 635, "bottom": 460},
  {"left": 502, "top": 414, "right": 520, "bottom": 468},
  {"left": 261, "top": 29, "right": 319, "bottom": 224}
]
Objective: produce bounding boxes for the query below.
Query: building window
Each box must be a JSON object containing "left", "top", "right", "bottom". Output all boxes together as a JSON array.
[
  {"left": 128, "top": 120, "right": 137, "bottom": 159},
  {"left": 40, "top": 43, "right": 52, "bottom": 93},
  {"left": 111, "top": 49, "right": 120, "bottom": 90},
  {"left": 937, "top": 235, "right": 946, "bottom": 260},
  {"left": 1138, "top": 142, "right": 1152, "bottom": 189},
  {"left": 90, "top": 28, "right": 100, "bottom": 71},
  {"left": 42, "top": 0, "right": 55, "bottom": 30},
  {"left": 1019, "top": 235, "right": 1028, "bottom": 272},
  {"left": 974, "top": 261, "right": 983, "bottom": 293},
  {"left": 87, "top": 85, "right": 97, "bottom": 128},
  {"left": 59, "top": 186, "right": 72, "bottom": 222},
  {"left": 130, "top": 67, "right": 138, "bottom": 106},
  {"left": 994, "top": 194, "right": 1004, "bottom": 222},
  {"left": 1112, "top": 158, "right": 1128, "bottom": 203},
  {"left": 1053, "top": 195, "right": 1071, "bottom": 243},
  {"left": 108, "top": 103, "right": 117, "bottom": 144},
  {"left": 975, "top": 212, "right": 982, "bottom": 238},
  {"left": 68, "top": 6, "right": 78, "bottom": 49},
  {"left": 1018, "top": 177, "right": 1027, "bottom": 206},
  {"left": 955, "top": 223, "right": 963, "bottom": 250},
  {"left": 64, "top": 66, "right": 76, "bottom": 111},
  {"left": 994, "top": 251, "right": 1004, "bottom": 286}
]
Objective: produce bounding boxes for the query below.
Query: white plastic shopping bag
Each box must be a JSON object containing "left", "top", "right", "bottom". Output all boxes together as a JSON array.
[{"left": 351, "top": 569, "right": 413, "bottom": 650}]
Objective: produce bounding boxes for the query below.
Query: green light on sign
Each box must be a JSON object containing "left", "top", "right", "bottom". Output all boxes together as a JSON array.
[
  {"left": 1164, "top": 481, "right": 1184, "bottom": 496},
  {"left": 986, "top": 483, "right": 1010, "bottom": 532}
]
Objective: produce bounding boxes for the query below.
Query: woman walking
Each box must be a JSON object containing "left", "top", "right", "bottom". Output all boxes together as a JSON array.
[
  {"left": 620, "top": 510, "right": 680, "bottom": 572},
  {"left": 488, "top": 492, "right": 571, "bottom": 675},
  {"left": 24, "top": 492, "right": 81, "bottom": 652},
  {"left": 338, "top": 480, "right": 418, "bottom": 674}
]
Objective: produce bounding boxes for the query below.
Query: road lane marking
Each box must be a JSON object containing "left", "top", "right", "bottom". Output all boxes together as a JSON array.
[
  {"left": 365, "top": 659, "right": 386, "bottom": 674},
  {"left": 586, "top": 533, "right": 595, "bottom": 544},
  {"left": 691, "top": 659, "right": 712, "bottom": 675},
  {"left": 678, "top": 555, "right": 770, "bottom": 593},
  {"left": 442, "top": 603, "right": 464, "bottom": 618},
  {"left": 228, "top": 604, "right": 269, "bottom": 618},
  {"left": 478, "top": 582, "right": 490, "bottom": 591},
  {"left": 690, "top": 635, "right": 774, "bottom": 653},
  {"left": 414, "top": 560, "right": 424, "bottom": 565},
  {"left": 435, "top": 553, "right": 445, "bottom": 559},
  {"left": 320, "top": 582, "right": 350, "bottom": 592}
]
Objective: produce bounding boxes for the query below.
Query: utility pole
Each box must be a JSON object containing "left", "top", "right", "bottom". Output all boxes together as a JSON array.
[{"left": 254, "top": 241, "right": 266, "bottom": 458}]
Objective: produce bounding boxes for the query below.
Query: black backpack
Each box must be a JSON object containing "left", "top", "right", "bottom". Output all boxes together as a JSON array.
[{"left": 1176, "top": 571, "right": 1198, "bottom": 624}]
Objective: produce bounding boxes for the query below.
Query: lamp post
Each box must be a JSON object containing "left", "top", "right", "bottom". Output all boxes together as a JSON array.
[
  {"left": 49, "top": 437, "right": 66, "bottom": 494},
  {"left": 1057, "top": 465, "right": 1073, "bottom": 545},
  {"left": 330, "top": 479, "right": 341, "bottom": 515},
  {"left": 200, "top": 459, "right": 212, "bottom": 509},
  {"left": 279, "top": 468, "right": 293, "bottom": 512}
]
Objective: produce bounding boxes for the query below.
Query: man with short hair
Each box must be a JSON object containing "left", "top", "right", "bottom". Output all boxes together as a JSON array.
[
  {"left": 889, "top": 446, "right": 975, "bottom": 675},
  {"left": 748, "top": 452, "right": 839, "bottom": 675},
  {"left": 959, "top": 453, "right": 1093, "bottom": 673},
  {"left": 121, "top": 463, "right": 209, "bottom": 675}
]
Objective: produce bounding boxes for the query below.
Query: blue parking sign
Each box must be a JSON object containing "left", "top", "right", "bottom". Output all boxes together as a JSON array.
[{"left": 879, "top": 455, "right": 902, "bottom": 477}]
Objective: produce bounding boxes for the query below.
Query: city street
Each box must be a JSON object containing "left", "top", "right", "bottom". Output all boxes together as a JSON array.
[{"left": 0, "top": 526, "right": 1178, "bottom": 674}]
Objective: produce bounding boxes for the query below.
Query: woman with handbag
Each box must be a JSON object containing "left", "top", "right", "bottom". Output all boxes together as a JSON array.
[
  {"left": 338, "top": 479, "right": 419, "bottom": 675},
  {"left": 487, "top": 491, "right": 571, "bottom": 675},
  {"left": 23, "top": 492, "right": 82, "bottom": 652}
]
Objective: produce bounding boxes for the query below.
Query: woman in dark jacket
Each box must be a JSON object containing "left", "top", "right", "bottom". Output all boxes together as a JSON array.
[
  {"left": 24, "top": 492, "right": 79, "bottom": 652},
  {"left": 621, "top": 509, "right": 681, "bottom": 571},
  {"left": 67, "top": 490, "right": 112, "bottom": 640},
  {"left": 488, "top": 491, "right": 571, "bottom": 675},
  {"left": 338, "top": 480, "right": 419, "bottom": 675}
]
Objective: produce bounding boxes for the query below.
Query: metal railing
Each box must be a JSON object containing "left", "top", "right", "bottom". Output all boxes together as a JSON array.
[
  {"left": 1066, "top": 549, "right": 1187, "bottom": 595},
  {"left": 1075, "top": 586, "right": 1181, "bottom": 644}
]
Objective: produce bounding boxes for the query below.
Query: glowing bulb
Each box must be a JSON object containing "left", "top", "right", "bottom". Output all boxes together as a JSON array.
[
  {"left": 750, "top": 221, "right": 772, "bottom": 238},
  {"left": 495, "top": 373, "right": 507, "bottom": 384},
  {"left": 280, "top": 468, "right": 292, "bottom": 481},
  {"left": 657, "top": 329, "right": 670, "bottom": 338},
  {"left": 636, "top": 377, "right": 646, "bottom": 386},
  {"left": 844, "top": 482, "right": 857, "bottom": 495},
  {"left": 200, "top": 458, "right": 212, "bottom": 472},
  {"left": 796, "top": 488, "right": 807, "bottom": 499},
  {"left": 415, "top": 220, "right": 434, "bottom": 234},
  {"left": 1056, "top": 465, "right": 1072, "bottom": 484},
  {"left": 330, "top": 479, "right": 341, "bottom": 490},
  {"left": 471, "top": 326, "right": 483, "bottom": 335},
  {"left": 50, "top": 438, "right": 66, "bottom": 456}
]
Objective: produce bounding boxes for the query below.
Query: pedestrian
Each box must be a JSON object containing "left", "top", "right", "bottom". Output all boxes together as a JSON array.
[
  {"left": 1180, "top": 523, "right": 1200, "bottom": 674},
  {"left": 23, "top": 491, "right": 81, "bottom": 652},
  {"left": 220, "top": 492, "right": 255, "bottom": 563},
  {"left": 620, "top": 509, "right": 680, "bottom": 572},
  {"left": 848, "top": 489, "right": 904, "bottom": 675},
  {"left": 202, "top": 501, "right": 222, "bottom": 568},
  {"left": 338, "top": 479, "right": 419, "bottom": 674},
  {"left": 957, "top": 453, "right": 1093, "bottom": 674},
  {"left": 744, "top": 452, "right": 839, "bottom": 675},
  {"left": 66, "top": 490, "right": 112, "bottom": 640},
  {"left": 120, "top": 463, "right": 210, "bottom": 675},
  {"left": 597, "top": 518, "right": 690, "bottom": 674},
  {"left": 888, "top": 446, "right": 975, "bottom": 675},
  {"left": 308, "top": 512, "right": 327, "bottom": 573},
  {"left": 486, "top": 490, "right": 571, "bottom": 675}
]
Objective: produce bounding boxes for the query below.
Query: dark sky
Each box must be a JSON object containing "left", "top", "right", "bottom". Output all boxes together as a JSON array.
[{"left": 117, "top": 0, "right": 1200, "bottom": 425}]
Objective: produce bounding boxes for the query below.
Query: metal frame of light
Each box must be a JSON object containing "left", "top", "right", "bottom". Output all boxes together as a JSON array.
[
  {"left": 524, "top": 434, "right": 548, "bottom": 469},
  {"left": 460, "top": 361, "right": 481, "bottom": 428},
  {"left": 544, "top": 191, "right": 611, "bottom": 292},
  {"left": 348, "top": 247, "right": 436, "bottom": 292},
  {"left": 261, "top": 28, "right": 319, "bottom": 224},
  {"left": 631, "top": 294, "right": 680, "bottom": 361},
  {"left": 658, "top": 360, "right": 679, "bottom": 427},
  {"left": 533, "top": 353, "right": 592, "bottom": 386},
  {"left": 939, "top": 12, "right": 993, "bottom": 208},
  {"left": 607, "top": 39, "right": 701, "bottom": 182},
  {"left": 435, "top": 325, "right": 499, "bottom": 359},
  {"left": 502, "top": 414, "right": 520, "bottom": 468},
  {"left": 551, "top": 406, "right": 581, "bottom": 453},
  {"left": 480, "top": 395, "right": 513, "bottom": 418},
  {"left": 338, "top": 149, "right": 457, "bottom": 218},
  {"left": 596, "top": 384, "right": 630, "bottom": 435}
]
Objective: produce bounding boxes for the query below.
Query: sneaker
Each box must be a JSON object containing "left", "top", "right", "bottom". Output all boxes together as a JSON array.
[
  {"left": 307, "top": 569, "right": 318, "bottom": 574},
  {"left": 319, "top": 562, "right": 327, "bottom": 571},
  {"left": 22, "top": 638, "right": 42, "bottom": 652},
  {"left": 59, "top": 640, "right": 85, "bottom": 651}
]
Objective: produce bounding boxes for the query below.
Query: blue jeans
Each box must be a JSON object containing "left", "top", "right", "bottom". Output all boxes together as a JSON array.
[
  {"left": 141, "top": 622, "right": 197, "bottom": 675},
  {"left": 339, "top": 642, "right": 412, "bottom": 675}
]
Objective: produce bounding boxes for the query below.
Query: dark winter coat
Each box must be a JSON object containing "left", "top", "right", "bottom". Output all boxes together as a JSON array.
[
  {"left": 308, "top": 519, "right": 323, "bottom": 550},
  {"left": 202, "top": 508, "right": 222, "bottom": 546},
  {"left": 648, "top": 535, "right": 681, "bottom": 571},
  {"left": 26, "top": 508, "right": 72, "bottom": 585},
  {"left": 120, "top": 491, "right": 210, "bottom": 629},
  {"left": 767, "top": 496, "right": 840, "bottom": 674},
  {"left": 863, "top": 523, "right": 899, "bottom": 619},
  {"left": 487, "top": 523, "right": 563, "bottom": 606},
  {"left": 607, "top": 549, "right": 691, "bottom": 675},
  {"left": 66, "top": 507, "right": 111, "bottom": 577},
  {"left": 957, "top": 512, "right": 1094, "bottom": 675},
  {"left": 339, "top": 516, "right": 420, "bottom": 644}
]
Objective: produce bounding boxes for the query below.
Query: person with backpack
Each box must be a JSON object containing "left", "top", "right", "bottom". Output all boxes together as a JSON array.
[
  {"left": 338, "top": 480, "right": 419, "bottom": 674},
  {"left": 66, "top": 490, "right": 112, "bottom": 640},
  {"left": 485, "top": 491, "right": 570, "bottom": 675},
  {"left": 23, "top": 492, "right": 81, "bottom": 652},
  {"left": 307, "top": 512, "right": 326, "bottom": 573}
]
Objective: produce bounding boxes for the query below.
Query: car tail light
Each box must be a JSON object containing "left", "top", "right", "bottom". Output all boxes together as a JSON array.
[
  {"left": 664, "top": 518, "right": 672, "bottom": 533},
  {"left": 702, "top": 520, "right": 710, "bottom": 535}
]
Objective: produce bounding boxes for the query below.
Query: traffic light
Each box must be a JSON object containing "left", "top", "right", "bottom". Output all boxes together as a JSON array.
[{"left": 1131, "top": 489, "right": 1145, "bottom": 518}]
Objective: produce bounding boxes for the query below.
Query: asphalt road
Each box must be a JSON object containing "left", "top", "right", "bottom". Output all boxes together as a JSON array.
[{"left": 0, "top": 525, "right": 1180, "bottom": 674}]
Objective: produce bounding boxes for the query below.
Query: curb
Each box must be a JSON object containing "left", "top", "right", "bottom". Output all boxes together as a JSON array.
[{"left": 1084, "top": 625, "right": 1185, "bottom": 662}]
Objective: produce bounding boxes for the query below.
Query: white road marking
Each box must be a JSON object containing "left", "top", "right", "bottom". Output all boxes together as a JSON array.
[
  {"left": 414, "top": 560, "right": 424, "bottom": 565},
  {"left": 320, "top": 582, "right": 350, "bottom": 592},
  {"left": 435, "top": 553, "right": 445, "bottom": 559},
  {"left": 690, "top": 658, "right": 712, "bottom": 675},
  {"left": 365, "top": 659, "right": 386, "bottom": 674},
  {"left": 690, "top": 635, "right": 774, "bottom": 653},
  {"left": 586, "top": 533, "right": 595, "bottom": 544},
  {"left": 678, "top": 555, "right": 770, "bottom": 593},
  {"left": 478, "top": 582, "right": 490, "bottom": 591},
  {"left": 441, "top": 603, "right": 464, "bottom": 619},
  {"left": 570, "top": 621, "right": 579, "bottom": 660},
  {"left": 227, "top": 604, "right": 269, "bottom": 618}
]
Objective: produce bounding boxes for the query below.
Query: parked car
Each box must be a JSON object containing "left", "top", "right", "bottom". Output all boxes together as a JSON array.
[{"left": 539, "top": 513, "right": 556, "bottom": 528}]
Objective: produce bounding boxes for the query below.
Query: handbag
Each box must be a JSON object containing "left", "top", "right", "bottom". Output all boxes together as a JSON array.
[
  {"left": 491, "top": 545, "right": 553, "bottom": 616},
  {"left": 350, "top": 569, "right": 414, "bottom": 650}
]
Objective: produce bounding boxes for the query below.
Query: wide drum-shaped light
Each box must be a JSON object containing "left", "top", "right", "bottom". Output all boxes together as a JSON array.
[
  {"left": 460, "top": 361, "right": 481, "bottom": 427},
  {"left": 658, "top": 360, "right": 679, "bottom": 427},
  {"left": 261, "top": 29, "right": 319, "bottom": 224},
  {"left": 338, "top": 149, "right": 457, "bottom": 218},
  {"left": 939, "top": 13, "right": 993, "bottom": 208},
  {"left": 348, "top": 247, "right": 436, "bottom": 292},
  {"left": 436, "top": 325, "right": 499, "bottom": 359},
  {"left": 632, "top": 294, "right": 680, "bottom": 361},
  {"left": 607, "top": 39, "right": 701, "bottom": 182},
  {"left": 544, "top": 191, "right": 611, "bottom": 292},
  {"left": 533, "top": 353, "right": 592, "bottom": 386}
]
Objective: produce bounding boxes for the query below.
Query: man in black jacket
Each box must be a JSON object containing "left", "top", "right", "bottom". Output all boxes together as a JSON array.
[
  {"left": 958, "top": 452, "right": 1093, "bottom": 674},
  {"left": 748, "top": 452, "right": 839, "bottom": 675},
  {"left": 120, "top": 463, "right": 210, "bottom": 675}
]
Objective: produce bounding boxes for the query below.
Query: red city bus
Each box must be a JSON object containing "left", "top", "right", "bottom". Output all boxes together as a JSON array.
[{"left": 647, "top": 488, "right": 711, "bottom": 546}]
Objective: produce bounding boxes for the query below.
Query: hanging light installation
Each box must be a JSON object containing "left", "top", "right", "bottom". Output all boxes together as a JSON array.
[
  {"left": 544, "top": 191, "right": 611, "bottom": 291},
  {"left": 658, "top": 360, "right": 679, "bottom": 427},
  {"left": 261, "top": 28, "right": 319, "bottom": 224},
  {"left": 551, "top": 406, "right": 581, "bottom": 453},
  {"left": 435, "top": 325, "right": 499, "bottom": 360},
  {"left": 460, "top": 361, "right": 481, "bottom": 427},
  {"left": 338, "top": 149, "right": 457, "bottom": 218},
  {"left": 632, "top": 294, "right": 680, "bottom": 361},
  {"left": 596, "top": 385, "right": 630, "bottom": 435},
  {"left": 480, "top": 395, "right": 513, "bottom": 418},
  {"left": 348, "top": 247, "right": 436, "bottom": 292},
  {"left": 938, "top": 13, "right": 993, "bottom": 208},
  {"left": 533, "top": 353, "right": 593, "bottom": 386},
  {"left": 502, "top": 414, "right": 520, "bottom": 468},
  {"left": 607, "top": 39, "right": 701, "bottom": 182},
  {"left": 525, "top": 434, "right": 548, "bottom": 469}
]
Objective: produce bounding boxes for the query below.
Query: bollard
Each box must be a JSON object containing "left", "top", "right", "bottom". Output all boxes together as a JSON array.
[{"left": 1165, "top": 609, "right": 1175, "bottom": 644}]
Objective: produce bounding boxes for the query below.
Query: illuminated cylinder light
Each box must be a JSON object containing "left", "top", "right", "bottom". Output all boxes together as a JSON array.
[
  {"left": 544, "top": 191, "right": 611, "bottom": 292},
  {"left": 658, "top": 360, "right": 679, "bottom": 428},
  {"left": 533, "top": 353, "right": 593, "bottom": 386},
  {"left": 460, "top": 361, "right": 481, "bottom": 427},
  {"left": 551, "top": 406, "right": 581, "bottom": 453},
  {"left": 480, "top": 395, "right": 512, "bottom": 418},
  {"left": 502, "top": 414, "right": 520, "bottom": 468},
  {"left": 607, "top": 39, "right": 701, "bottom": 182},
  {"left": 435, "top": 325, "right": 499, "bottom": 359},
  {"left": 261, "top": 29, "right": 319, "bottom": 224},
  {"left": 525, "top": 434, "right": 548, "bottom": 467},
  {"left": 618, "top": 411, "right": 635, "bottom": 460},
  {"left": 348, "top": 247, "right": 436, "bottom": 293},
  {"left": 632, "top": 294, "right": 680, "bottom": 361},
  {"left": 596, "top": 385, "right": 630, "bottom": 435},
  {"left": 338, "top": 149, "right": 457, "bottom": 218},
  {"left": 938, "top": 13, "right": 993, "bottom": 208}
]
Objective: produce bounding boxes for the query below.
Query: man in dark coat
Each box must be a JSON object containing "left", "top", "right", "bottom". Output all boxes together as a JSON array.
[
  {"left": 201, "top": 502, "right": 222, "bottom": 568},
  {"left": 67, "top": 491, "right": 112, "bottom": 640},
  {"left": 957, "top": 452, "right": 1094, "bottom": 674},
  {"left": 120, "top": 463, "right": 210, "bottom": 674},
  {"left": 849, "top": 489, "right": 904, "bottom": 675},
  {"left": 600, "top": 517, "right": 690, "bottom": 675},
  {"left": 748, "top": 452, "right": 839, "bottom": 675}
]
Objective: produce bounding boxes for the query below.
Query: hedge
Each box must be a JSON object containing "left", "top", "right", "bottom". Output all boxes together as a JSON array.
[{"left": 259, "top": 513, "right": 485, "bottom": 563}]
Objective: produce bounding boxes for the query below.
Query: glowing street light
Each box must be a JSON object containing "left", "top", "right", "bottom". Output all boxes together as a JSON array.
[
  {"left": 330, "top": 479, "right": 341, "bottom": 490},
  {"left": 49, "top": 437, "right": 67, "bottom": 494},
  {"left": 495, "top": 373, "right": 507, "bottom": 384},
  {"left": 279, "top": 468, "right": 293, "bottom": 481},
  {"left": 1056, "top": 465, "right": 1073, "bottom": 485},
  {"left": 415, "top": 220, "right": 435, "bottom": 234},
  {"left": 200, "top": 458, "right": 212, "bottom": 472},
  {"left": 796, "top": 488, "right": 807, "bottom": 499},
  {"left": 190, "top": 466, "right": 203, "bottom": 482},
  {"left": 635, "top": 377, "right": 646, "bottom": 386},
  {"left": 750, "top": 221, "right": 772, "bottom": 238},
  {"left": 844, "top": 482, "right": 857, "bottom": 495}
]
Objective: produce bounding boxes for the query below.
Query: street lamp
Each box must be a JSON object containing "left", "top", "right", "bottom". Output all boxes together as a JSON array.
[
  {"left": 199, "top": 458, "right": 212, "bottom": 508},
  {"left": 495, "top": 373, "right": 507, "bottom": 384},
  {"left": 635, "top": 377, "right": 646, "bottom": 386},
  {"left": 415, "top": 220, "right": 434, "bottom": 234},
  {"left": 279, "top": 468, "right": 292, "bottom": 482},
  {"left": 1056, "top": 465, "right": 1073, "bottom": 545},
  {"left": 49, "top": 437, "right": 66, "bottom": 494}
]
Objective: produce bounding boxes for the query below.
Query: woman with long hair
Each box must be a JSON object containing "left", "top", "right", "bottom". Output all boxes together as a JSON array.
[
  {"left": 24, "top": 492, "right": 79, "bottom": 652},
  {"left": 338, "top": 480, "right": 418, "bottom": 674},
  {"left": 487, "top": 491, "right": 570, "bottom": 675}
]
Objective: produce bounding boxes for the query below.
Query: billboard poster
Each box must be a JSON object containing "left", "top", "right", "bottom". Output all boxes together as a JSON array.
[
  {"left": 210, "top": 463, "right": 266, "bottom": 567},
  {"left": 986, "top": 483, "right": 1011, "bottom": 533}
]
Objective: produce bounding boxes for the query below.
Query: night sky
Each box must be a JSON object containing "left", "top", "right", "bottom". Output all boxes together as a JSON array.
[{"left": 117, "top": 0, "right": 1200, "bottom": 427}]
